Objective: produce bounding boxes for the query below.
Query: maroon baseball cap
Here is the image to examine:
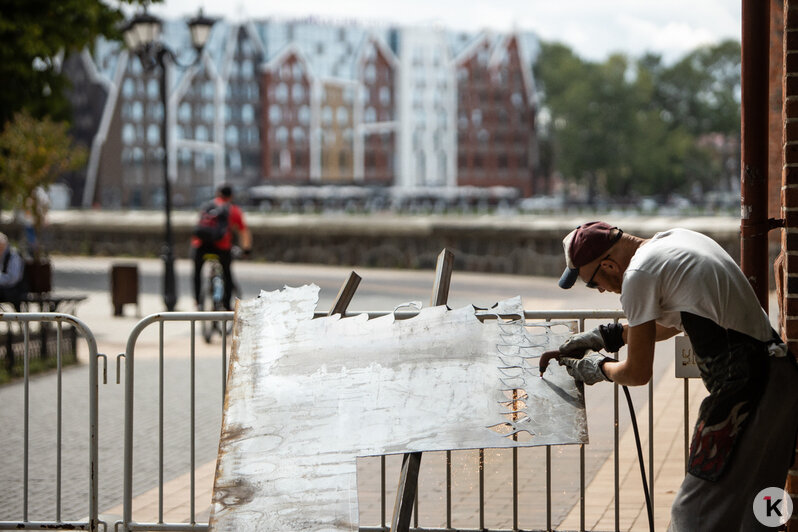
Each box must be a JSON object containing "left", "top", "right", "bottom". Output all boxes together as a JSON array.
[{"left": 558, "top": 221, "right": 622, "bottom": 288}]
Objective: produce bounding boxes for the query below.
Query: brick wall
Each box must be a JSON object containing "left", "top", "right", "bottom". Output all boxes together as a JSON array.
[{"left": 782, "top": 1, "right": 798, "bottom": 528}]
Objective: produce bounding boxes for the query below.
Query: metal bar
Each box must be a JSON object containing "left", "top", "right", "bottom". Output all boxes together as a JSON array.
[
  {"left": 159, "top": 321, "right": 165, "bottom": 523},
  {"left": 546, "top": 446, "right": 551, "bottom": 531},
  {"left": 614, "top": 383, "right": 619, "bottom": 531},
  {"left": 392, "top": 249, "right": 455, "bottom": 532},
  {"left": 56, "top": 323, "right": 63, "bottom": 522},
  {"left": 23, "top": 322, "right": 29, "bottom": 522},
  {"left": 580, "top": 444, "right": 585, "bottom": 532},
  {"left": 648, "top": 379, "right": 654, "bottom": 514},
  {"left": 740, "top": 0, "right": 771, "bottom": 310},
  {"left": 222, "top": 323, "right": 228, "bottom": 400},
  {"left": 123, "top": 524, "right": 209, "bottom": 532},
  {"left": 512, "top": 446, "right": 518, "bottom": 531},
  {"left": 381, "top": 455, "right": 386, "bottom": 527},
  {"left": 0, "top": 521, "right": 93, "bottom": 530},
  {"left": 479, "top": 448, "right": 484, "bottom": 530},
  {"left": 190, "top": 321, "right": 196, "bottom": 524},
  {"left": 684, "top": 379, "right": 689, "bottom": 472},
  {"left": 390, "top": 452, "right": 422, "bottom": 532},
  {"left": 314, "top": 309, "right": 626, "bottom": 321},
  {"left": 430, "top": 249, "right": 454, "bottom": 307},
  {"left": 446, "top": 449, "right": 451, "bottom": 529},
  {"left": 329, "top": 272, "right": 361, "bottom": 315}
]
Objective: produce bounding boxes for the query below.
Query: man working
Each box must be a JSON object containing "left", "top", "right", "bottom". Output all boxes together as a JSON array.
[
  {"left": 0, "top": 232, "right": 26, "bottom": 310},
  {"left": 192, "top": 184, "right": 252, "bottom": 311},
  {"left": 553, "top": 221, "right": 798, "bottom": 530}
]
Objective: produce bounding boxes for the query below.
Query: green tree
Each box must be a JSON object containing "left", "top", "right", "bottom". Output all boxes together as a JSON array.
[
  {"left": 534, "top": 39, "right": 740, "bottom": 200},
  {"left": 647, "top": 40, "right": 741, "bottom": 136},
  {"left": 0, "top": 0, "right": 152, "bottom": 126},
  {"left": 0, "top": 111, "right": 87, "bottom": 255}
]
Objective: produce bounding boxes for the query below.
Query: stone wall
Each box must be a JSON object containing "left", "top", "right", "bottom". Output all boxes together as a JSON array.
[{"left": 1, "top": 211, "right": 751, "bottom": 279}]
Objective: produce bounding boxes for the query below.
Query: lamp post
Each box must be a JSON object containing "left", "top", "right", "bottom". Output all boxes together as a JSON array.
[{"left": 123, "top": 9, "right": 215, "bottom": 311}]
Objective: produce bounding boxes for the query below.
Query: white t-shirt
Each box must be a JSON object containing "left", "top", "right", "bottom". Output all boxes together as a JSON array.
[{"left": 620, "top": 228, "right": 773, "bottom": 342}]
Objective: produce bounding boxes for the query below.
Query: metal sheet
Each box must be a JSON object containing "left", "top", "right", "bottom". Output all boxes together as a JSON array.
[{"left": 211, "top": 285, "right": 587, "bottom": 532}]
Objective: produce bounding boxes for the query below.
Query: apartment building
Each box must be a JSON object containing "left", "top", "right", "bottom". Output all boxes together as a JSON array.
[{"left": 64, "top": 18, "right": 539, "bottom": 208}]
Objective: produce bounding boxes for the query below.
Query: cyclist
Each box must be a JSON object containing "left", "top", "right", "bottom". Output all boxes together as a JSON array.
[{"left": 191, "top": 184, "right": 252, "bottom": 311}]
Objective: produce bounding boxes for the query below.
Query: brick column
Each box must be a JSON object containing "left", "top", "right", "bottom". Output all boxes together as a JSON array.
[{"left": 783, "top": 1, "right": 798, "bottom": 528}]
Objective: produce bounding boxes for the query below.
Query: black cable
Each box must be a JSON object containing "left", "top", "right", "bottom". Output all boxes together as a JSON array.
[{"left": 622, "top": 384, "right": 654, "bottom": 532}]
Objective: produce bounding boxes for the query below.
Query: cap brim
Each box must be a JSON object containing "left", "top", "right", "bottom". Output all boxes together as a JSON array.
[{"left": 558, "top": 267, "right": 579, "bottom": 289}]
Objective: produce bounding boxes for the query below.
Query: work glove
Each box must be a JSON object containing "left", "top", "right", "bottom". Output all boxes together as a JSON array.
[
  {"left": 557, "top": 323, "right": 626, "bottom": 357},
  {"left": 559, "top": 352, "right": 613, "bottom": 385},
  {"left": 558, "top": 327, "right": 605, "bottom": 357}
]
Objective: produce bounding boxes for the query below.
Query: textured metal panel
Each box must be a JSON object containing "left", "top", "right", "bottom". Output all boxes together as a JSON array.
[{"left": 210, "top": 285, "right": 587, "bottom": 532}]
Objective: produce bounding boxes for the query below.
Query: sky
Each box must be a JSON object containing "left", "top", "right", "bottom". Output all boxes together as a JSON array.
[{"left": 133, "top": 0, "right": 743, "bottom": 63}]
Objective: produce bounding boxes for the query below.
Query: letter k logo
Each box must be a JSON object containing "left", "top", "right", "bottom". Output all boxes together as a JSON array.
[{"left": 764, "top": 495, "right": 782, "bottom": 517}]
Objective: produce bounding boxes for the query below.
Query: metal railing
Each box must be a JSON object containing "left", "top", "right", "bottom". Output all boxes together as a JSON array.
[
  {"left": 0, "top": 312, "right": 101, "bottom": 532},
  {"left": 0, "top": 306, "right": 688, "bottom": 531},
  {"left": 116, "top": 311, "right": 233, "bottom": 532},
  {"left": 111, "top": 308, "right": 700, "bottom": 532}
]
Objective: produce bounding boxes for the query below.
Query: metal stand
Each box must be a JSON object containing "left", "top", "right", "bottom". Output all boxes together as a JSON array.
[{"left": 391, "top": 248, "right": 454, "bottom": 532}]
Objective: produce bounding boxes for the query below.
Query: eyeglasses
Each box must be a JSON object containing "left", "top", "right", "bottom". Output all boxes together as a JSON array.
[{"left": 585, "top": 255, "right": 609, "bottom": 289}]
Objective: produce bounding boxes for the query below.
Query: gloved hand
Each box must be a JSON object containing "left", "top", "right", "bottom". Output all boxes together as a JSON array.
[
  {"left": 558, "top": 327, "right": 605, "bottom": 357},
  {"left": 559, "top": 352, "right": 613, "bottom": 385}
]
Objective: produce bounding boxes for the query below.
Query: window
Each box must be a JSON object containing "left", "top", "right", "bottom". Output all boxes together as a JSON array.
[
  {"left": 365, "top": 63, "right": 376, "bottom": 83},
  {"left": 227, "top": 149, "right": 242, "bottom": 172},
  {"left": 336, "top": 107, "right": 349, "bottom": 126},
  {"left": 298, "top": 105, "right": 310, "bottom": 125},
  {"left": 203, "top": 81, "right": 214, "bottom": 99},
  {"left": 147, "top": 124, "right": 160, "bottom": 145},
  {"left": 292, "top": 127, "right": 306, "bottom": 143},
  {"left": 276, "top": 126, "right": 288, "bottom": 143},
  {"left": 379, "top": 86, "right": 390, "bottom": 106},
  {"left": 242, "top": 104, "right": 254, "bottom": 124},
  {"left": 365, "top": 107, "right": 376, "bottom": 122},
  {"left": 147, "top": 79, "right": 159, "bottom": 99},
  {"left": 242, "top": 59, "right": 253, "bottom": 79},
  {"left": 269, "top": 104, "right": 282, "bottom": 124},
  {"left": 323, "top": 106, "right": 333, "bottom": 126},
  {"left": 293, "top": 83, "right": 305, "bottom": 102},
  {"left": 131, "top": 101, "right": 143, "bottom": 122},
  {"left": 225, "top": 125, "right": 239, "bottom": 144},
  {"left": 122, "top": 124, "right": 136, "bottom": 144},
  {"left": 122, "top": 79, "right": 135, "bottom": 98},
  {"left": 472, "top": 109, "right": 482, "bottom": 126},
  {"left": 276, "top": 83, "right": 288, "bottom": 102},
  {"left": 200, "top": 104, "right": 212, "bottom": 123},
  {"left": 195, "top": 125, "right": 209, "bottom": 141},
  {"left": 179, "top": 102, "right": 191, "bottom": 122}
]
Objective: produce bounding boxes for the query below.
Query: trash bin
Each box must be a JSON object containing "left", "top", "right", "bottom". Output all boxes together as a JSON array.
[{"left": 111, "top": 263, "right": 139, "bottom": 316}]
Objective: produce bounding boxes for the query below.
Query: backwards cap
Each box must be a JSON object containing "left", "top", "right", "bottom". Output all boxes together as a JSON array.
[{"left": 558, "top": 221, "right": 622, "bottom": 289}]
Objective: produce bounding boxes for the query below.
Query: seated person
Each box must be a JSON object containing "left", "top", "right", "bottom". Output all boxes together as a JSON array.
[{"left": 0, "top": 232, "right": 27, "bottom": 311}]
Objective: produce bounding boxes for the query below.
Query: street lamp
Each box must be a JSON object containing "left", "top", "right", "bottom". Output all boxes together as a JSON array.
[{"left": 123, "top": 8, "right": 216, "bottom": 311}]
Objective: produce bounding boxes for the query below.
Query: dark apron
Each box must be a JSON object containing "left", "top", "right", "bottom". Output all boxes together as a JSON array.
[{"left": 680, "top": 311, "right": 774, "bottom": 481}]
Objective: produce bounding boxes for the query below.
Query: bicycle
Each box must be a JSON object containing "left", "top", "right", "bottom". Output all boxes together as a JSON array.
[{"left": 199, "top": 252, "right": 237, "bottom": 343}]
